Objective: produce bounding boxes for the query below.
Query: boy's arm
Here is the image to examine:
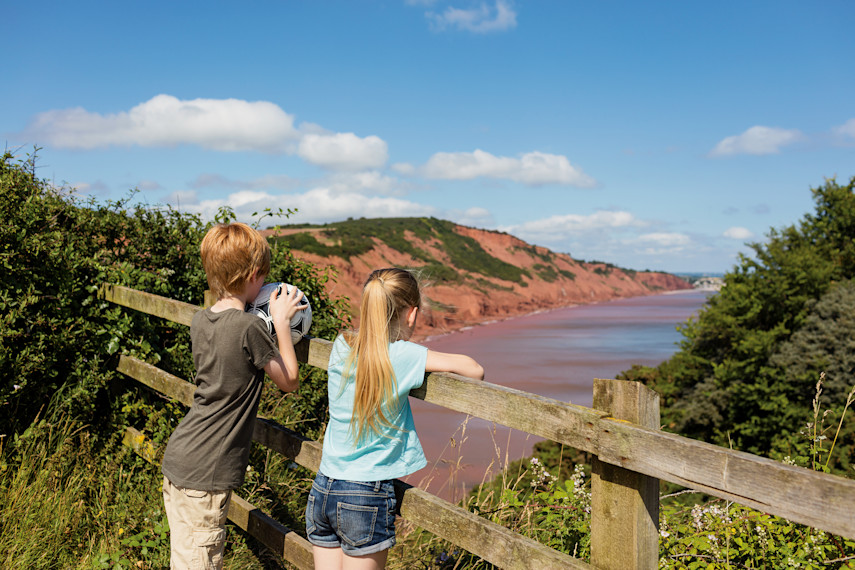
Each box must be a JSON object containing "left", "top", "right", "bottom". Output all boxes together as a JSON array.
[
  {"left": 425, "top": 350, "right": 485, "bottom": 380},
  {"left": 263, "top": 286, "right": 307, "bottom": 392}
]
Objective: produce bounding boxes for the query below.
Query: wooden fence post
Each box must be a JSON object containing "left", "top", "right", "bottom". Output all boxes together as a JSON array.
[{"left": 590, "top": 378, "right": 660, "bottom": 570}]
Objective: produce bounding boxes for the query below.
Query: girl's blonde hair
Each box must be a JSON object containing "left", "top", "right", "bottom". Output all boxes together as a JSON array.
[
  {"left": 200, "top": 223, "right": 271, "bottom": 299},
  {"left": 343, "top": 268, "right": 421, "bottom": 444}
]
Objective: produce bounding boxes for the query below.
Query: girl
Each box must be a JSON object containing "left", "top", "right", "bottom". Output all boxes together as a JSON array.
[{"left": 305, "top": 267, "right": 484, "bottom": 570}]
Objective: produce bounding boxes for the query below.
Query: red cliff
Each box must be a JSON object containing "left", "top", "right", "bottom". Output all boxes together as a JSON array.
[{"left": 263, "top": 220, "right": 691, "bottom": 341}]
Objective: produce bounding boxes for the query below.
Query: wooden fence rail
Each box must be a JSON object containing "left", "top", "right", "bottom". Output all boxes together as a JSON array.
[{"left": 101, "top": 284, "right": 855, "bottom": 569}]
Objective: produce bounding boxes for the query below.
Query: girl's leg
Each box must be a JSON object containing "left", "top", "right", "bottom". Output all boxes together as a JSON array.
[
  {"left": 342, "top": 548, "right": 388, "bottom": 570},
  {"left": 313, "top": 545, "right": 344, "bottom": 569}
]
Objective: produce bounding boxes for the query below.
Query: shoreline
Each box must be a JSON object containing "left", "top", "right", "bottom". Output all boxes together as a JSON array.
[{"left": 418, "top": 287, "right": 705, "bottom": 343}]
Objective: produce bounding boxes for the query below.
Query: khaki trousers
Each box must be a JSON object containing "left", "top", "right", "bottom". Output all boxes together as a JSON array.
[{"left": 162, "top": 476, "right": 232, "bottom": 570}]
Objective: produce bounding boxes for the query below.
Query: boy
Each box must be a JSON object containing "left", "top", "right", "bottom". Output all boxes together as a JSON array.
[{"left": 161, "top": 222, "right": 306, "bottom": 569}]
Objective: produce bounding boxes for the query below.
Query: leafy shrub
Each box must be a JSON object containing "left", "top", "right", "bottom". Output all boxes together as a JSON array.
[{"left": 0, "top": 150, "right": 348, "bottom": 567}]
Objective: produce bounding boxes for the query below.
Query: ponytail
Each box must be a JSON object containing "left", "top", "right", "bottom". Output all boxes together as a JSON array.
[{"left": 343, "top": 268, "right": 421, "bottom": 443}]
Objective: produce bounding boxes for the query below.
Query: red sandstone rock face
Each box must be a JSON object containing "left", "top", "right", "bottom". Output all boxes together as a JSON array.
[{"left": 264, "top": 224, "right": 692, "bottom": 341}]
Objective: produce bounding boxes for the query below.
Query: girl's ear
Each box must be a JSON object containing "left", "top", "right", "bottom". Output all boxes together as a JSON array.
[{"left": 406, "top": 306, "right": 419, "bottom": 329}]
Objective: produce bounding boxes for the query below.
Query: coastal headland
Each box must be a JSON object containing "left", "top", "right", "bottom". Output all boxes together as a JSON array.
[{"left": 263, "top": 218, "right": 692, "bottom": 341}]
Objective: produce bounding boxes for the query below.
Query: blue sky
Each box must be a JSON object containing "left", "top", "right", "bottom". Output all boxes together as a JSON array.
[{"left": 3, "top": 1, "right": 853, "bottom": 273}]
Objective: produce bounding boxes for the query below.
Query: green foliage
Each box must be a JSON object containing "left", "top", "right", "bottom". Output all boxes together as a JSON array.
[
  {"left": 0, "top": 150, "right": 347, "bottom": 566},
  {"left": 622, "top": 177, "right": 855, "bottom": 458},
  {"left": 659, "top": 499, "right": 854, "bottom": 568}
]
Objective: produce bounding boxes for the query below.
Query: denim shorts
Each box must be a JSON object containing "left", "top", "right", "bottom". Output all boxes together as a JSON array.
[{"left": 305, "top": 472, "right": 397, "bottom": 556}]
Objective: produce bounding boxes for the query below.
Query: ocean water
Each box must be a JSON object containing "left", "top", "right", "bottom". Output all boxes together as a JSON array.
[{"left": 407, "top": 289, "right": 712, "bottom": 501}]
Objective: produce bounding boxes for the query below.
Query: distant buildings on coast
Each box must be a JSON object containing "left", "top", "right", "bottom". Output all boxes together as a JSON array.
[
  {"left": 693, "top": 276, "right": 724, "bottom": 291},
  {"left": 674, "top": 273, "right": 725, "bottom": 291}
]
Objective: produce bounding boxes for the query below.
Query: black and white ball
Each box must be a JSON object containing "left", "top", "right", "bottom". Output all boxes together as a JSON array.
[{"left": 246, "top": 282, "right": 312, "bottom": 344}]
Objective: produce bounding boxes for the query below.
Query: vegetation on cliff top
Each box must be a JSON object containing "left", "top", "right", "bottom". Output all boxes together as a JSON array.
[{"left": 273, "top": 217, "right": 532, "bottom": 285}]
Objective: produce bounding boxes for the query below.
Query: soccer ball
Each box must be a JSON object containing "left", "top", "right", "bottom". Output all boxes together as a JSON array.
[{"left": 246, "top": 282, "right": 312, "bottom": 344}]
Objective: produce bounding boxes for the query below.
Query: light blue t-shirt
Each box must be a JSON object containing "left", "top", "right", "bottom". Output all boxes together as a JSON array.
[{"left": 319, "top": 335, "right": 428, "bottom": 481}]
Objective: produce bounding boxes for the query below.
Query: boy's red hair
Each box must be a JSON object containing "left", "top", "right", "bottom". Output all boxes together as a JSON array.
[{"left": 200, "top": 223, "right": 271, "bottom": 299}]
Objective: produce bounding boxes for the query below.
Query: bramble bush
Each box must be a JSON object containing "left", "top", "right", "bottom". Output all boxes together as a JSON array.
[{"left": 0, "top": 149, "right": 348, "bottom": 567}]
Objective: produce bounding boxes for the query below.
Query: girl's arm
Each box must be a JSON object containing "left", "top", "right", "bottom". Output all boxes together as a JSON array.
[
  {"left": 264, "top": 285, "right": 307, "bottom": 392},
  {"left": 425, "top": 350, "right": 485, "bottom": 380}
]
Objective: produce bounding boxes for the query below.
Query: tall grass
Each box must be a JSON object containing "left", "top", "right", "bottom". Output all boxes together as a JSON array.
[
  {"left": 0, "top": 416, "right": 291, "bottom": 569},
  {"left": 0, "top": 419, "right": 101, "bottom": 568}
]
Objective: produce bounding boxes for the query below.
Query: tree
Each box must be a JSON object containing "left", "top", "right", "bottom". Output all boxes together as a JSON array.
[{"left": 621, "top": 177, "right": 855, "bottom": 458}]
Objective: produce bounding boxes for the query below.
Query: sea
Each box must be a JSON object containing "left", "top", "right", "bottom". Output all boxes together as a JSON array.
[{"left": 405, "top": 289, "right": 713, "bottom": 502}]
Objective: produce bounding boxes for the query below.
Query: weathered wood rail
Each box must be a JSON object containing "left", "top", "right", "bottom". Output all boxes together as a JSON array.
[{"left": 101, "top": 283, "right": 855, "bottom": 569}]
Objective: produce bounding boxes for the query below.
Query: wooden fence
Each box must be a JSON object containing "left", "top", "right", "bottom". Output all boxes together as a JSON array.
[{"left": 100, "top": 283, "right": 855, "bottom": 569}]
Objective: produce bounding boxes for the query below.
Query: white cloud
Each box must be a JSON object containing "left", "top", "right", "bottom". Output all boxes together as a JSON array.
[
  {"left": 298, "top": 132, "right": 388, "bottom": 171},
  {"left": 136, "top": 179, "right": 162, "bottom": 191},
  {"left": 833, "top": 118, "right": 855, "bottom": 138},
  {"left": 21, "top": 95, "right": 391, "bottom": 172},
  {"left": 710, "top": 125, "right": 803, "bottom": 157},
  {"left": 636, "top": 232, "right": 691, "bottom": 247},
  {"left": 632, "top": 232, "right": 692, "bottom": 255},
  {"left": 723, "top": 226, "right": 754, "bottom": 240},
  {"left": 500, "top": 210, "right": 644, "bottom": 243},
  {"left": 24, "top": 94, "right": 300, "bottom": 152},
  {"left": 325, "top": 170, "right": 411, "bottom": 196},
  {"left": 71, "top": 179, "right": 111, "bottom": 196},
  {"left": 421, "top": 149, "right": 595, "bottom": 187},
  {"left": 427, "top": 0, "right": 517, "bottom": 33},
  {"left": 391, "top": 162, "right": 417, "bottom": 175},
  {"left": 162, "top": 190, "right": 199, "bottom": 206},
  {"left": 447, "top": 206, "right": 494, "bottom": 228},
  {"left": 175, "top": 185, "right": 437, "bottom": 225}
]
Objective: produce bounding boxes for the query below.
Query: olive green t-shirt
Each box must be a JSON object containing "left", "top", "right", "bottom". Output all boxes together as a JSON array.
[{"left": 161, "top": 308, "right": 278, "bottom": 491}]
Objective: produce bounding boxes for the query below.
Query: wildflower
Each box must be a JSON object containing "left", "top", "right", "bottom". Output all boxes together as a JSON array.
[
  {"left": 691, "top": 505, "right": 704, "bottom": 530},
  {"left": 528, "top": 457, "right": 556, "bottom": 488},
  {"left": 13, "top": 385, "right": 21, "bottom": 391}
]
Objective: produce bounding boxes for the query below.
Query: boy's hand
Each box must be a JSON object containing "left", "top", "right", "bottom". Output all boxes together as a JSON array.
[
  {"left": 269, "top": 284, "right": 307, "bottom": 332},
  {"left": 265, "top": 284, "right": 306, "bottom": 392}
]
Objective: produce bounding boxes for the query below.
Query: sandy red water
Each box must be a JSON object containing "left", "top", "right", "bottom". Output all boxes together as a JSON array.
[{"left": 401, "top": 290, "right": 712, "bottom": 502}]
